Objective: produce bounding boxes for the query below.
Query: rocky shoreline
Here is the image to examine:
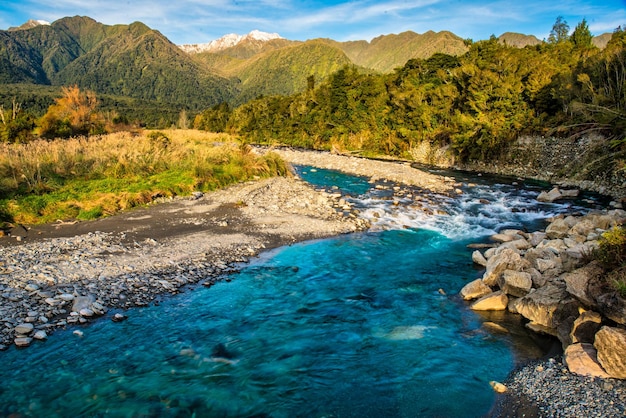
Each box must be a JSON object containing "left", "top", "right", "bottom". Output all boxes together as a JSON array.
[{"left": 459, "top": 192, "right": 626, "bottom": 416}]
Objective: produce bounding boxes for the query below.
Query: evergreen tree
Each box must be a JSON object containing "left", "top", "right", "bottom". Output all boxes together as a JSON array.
[
  {"left": 571, "top": 19, "right": 594, "bottom": 49},
  {"left": 548, "top": 16, "right": 570, "bottom": 44}
]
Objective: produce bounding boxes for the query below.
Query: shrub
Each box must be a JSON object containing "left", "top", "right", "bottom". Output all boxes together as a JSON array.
[{"left": 594, "top": 226, "right": 626, "bottom": 297}]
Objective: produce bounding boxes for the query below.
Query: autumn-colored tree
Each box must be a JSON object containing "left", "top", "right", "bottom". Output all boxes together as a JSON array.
[{"left": 38, "top": 85, "right": 105, "bottom": 138}]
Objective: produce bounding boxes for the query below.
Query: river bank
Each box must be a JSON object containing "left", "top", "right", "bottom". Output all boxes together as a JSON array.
[{"left": 0, "top": 174, "right": 375, "bottom": 349}]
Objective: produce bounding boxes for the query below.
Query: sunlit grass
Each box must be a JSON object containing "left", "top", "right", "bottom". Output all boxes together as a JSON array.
[{"left": 0, "top": 129, "right": 289, "bottom": 225}]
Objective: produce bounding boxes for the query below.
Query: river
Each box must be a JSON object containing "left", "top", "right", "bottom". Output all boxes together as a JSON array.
[{"left": 0, "top": 166, "right": 604, "bottom": 417}]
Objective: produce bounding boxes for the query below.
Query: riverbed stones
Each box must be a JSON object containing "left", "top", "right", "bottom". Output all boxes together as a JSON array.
[
  {"left": 14, "top": 323, "right": 34, "bottom": 335},
  {"left": 471, "top": 250, "right": 487, "bottom": 267},
  {"left": 463, "top": 208, "right": 626, "bottom": 381},
  {"left": 595, "top": 326, "right": 626, "bottom": 379},
  {"left": 498, "top": 270, "right": 532, "bottom": 297},
  {"left": 564, "top": 343, "right": 610, "bottom": 378},
  {"left": 470, "top": 291, "right": 508, "bottom": 311},
  {"left": 459, "top": 279, "right": 492, "bottom": 300}
]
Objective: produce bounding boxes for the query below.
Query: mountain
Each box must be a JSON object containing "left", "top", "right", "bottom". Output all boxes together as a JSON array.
[
  {"left": 234, "top": 40, "right": 354, "bottom": 104},
  {"left": 0, "top": 16, "right": 235, "bottom": 109},
  {"left": 592, "top": 33, "right": 613, "bottom": 49},
  {"left": 8, "top": 19, "right": 50, "bottom": 31},
  {"left": 498, "top": 32, "right": 542, "bottom": 47},
  {"left": 328, "top": 31, "right": 468, "bottom": 73},
  {"left": 179, "top": 30, "right": 285, "bottom": 54}
]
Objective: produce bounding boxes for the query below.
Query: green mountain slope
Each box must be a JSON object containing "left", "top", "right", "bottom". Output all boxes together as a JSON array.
[
  {"left": 233, "top": 40, "right": 354, "bottom": 104},
  {"left": 325, "top": 30, "right": 468, "bottom": 73},
  {"left": 0, "top": 16, "right": 235, "bottom": 109}
]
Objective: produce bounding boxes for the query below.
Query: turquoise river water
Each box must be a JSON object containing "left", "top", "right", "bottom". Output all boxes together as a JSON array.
[{"left": 0, "top": 166, "right": 602, "bottom": 417}]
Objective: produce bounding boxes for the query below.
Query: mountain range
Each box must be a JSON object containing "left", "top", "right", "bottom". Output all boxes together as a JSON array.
[{"left": 0, "top": 16, "right": 613, "bottom": 119}]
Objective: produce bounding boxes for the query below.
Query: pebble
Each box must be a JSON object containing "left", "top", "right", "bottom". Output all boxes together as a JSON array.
[
  {"left": 492, "top": 356, "right": 626, "bottom": 417},
  {"left": 33, "top": 330, "right": 47, "bottom": 340}
]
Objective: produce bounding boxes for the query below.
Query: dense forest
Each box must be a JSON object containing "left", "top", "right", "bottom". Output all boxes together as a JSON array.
[{"left": 195, "top": 19, "right": 625, "bottom": 164}]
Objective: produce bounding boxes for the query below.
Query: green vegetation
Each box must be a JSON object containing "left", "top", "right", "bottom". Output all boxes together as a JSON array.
[
  {"left": 0, "top": 130, "right": 289, "bottom": 225},
  {"left": 0, "top": 16, "right": 235, "bottom": 113},
  {"left": 194, "top": 23, "right": 625, "bottom": 167},
  {"left": 594, "top": 226, "right": 626, "bottom": 297}
]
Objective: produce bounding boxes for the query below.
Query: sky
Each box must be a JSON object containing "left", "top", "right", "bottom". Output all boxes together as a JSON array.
[{"left": 1, "top": 0, "right": 625, "bottom": 45}]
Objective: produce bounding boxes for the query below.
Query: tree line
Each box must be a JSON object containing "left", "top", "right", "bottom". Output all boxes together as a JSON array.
[{"left": 194, "top": 19, "right": 625, "bottom": 162}]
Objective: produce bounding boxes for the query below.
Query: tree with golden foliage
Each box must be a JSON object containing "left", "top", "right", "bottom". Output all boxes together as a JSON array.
[{"left": 38, "top": 85, "right": 106, "bottom": 138}]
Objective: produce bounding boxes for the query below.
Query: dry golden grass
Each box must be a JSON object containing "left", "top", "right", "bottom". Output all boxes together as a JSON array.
[{"left": 0, "top": 130, "right": 289, "bottom": 225}]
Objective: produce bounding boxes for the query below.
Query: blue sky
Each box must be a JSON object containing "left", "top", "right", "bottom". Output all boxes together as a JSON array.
[{"left": 1, "top": 0, "right": 624, "bottom": 45}]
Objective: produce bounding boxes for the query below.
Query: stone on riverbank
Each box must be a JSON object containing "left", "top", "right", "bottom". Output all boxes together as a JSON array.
[
  {"left": 564, "top": 343, "right": 610, "bottom": 378},
  {"left": 14, "top": 323, "right": 34, "bottom": 335},
  {"left": 470, "top": 291, "right": 508, "bottom": 311},
  {"left": 498, "top": 270, "right": 532, "bottom": 297},
  {"left": 595, "top": 326, "right": 626, "bottom": 379},
  {"left": 459, "top": 279, "right": 492, "bottom": 301},
  {"left": 482, "top": 248, "right": 526, "bottom": 287},
  {"left": 14, "top": 337, "right": 32, "bottom": 347}
]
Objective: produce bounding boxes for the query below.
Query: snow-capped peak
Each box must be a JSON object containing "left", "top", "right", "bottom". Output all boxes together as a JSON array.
[
  {"left": 8, "top": 19, "right": 50, "bottom": 31},
  {"left": 179, "top": 30, "right": 283, "bottom": 54}
]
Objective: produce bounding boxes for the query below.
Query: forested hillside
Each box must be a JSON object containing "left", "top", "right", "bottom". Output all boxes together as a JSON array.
[
  {"left": 0, "top": 16, "right": 236, "bottom": 113},
  {"left": 195, "top": 21, "right": 625, "bottom": 175}
]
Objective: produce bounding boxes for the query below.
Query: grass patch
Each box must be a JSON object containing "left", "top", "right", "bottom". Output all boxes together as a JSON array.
[{"left": 0, "top": 129, "right": 289, "bottom": 224}]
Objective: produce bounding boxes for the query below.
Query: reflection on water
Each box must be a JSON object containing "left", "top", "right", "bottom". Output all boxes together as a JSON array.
[{"left": 0, "top": 166, "right": 592, "bottom": 417}]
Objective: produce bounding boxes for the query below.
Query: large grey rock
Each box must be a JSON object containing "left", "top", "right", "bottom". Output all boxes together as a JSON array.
[
  {"left": 511, "top": 283, "right": 580, "bottom": 330},
  {"left": 537, "top": 187, "right": 562, "bottom": 202},
  {"left": 471, "top": 291, "right": 508, "bottom": 311},
  {"left": 564, "top": 343, "right": 610, "bottom": 378},
  {"left": 595, "top": 326, "right": 626, "bottom": 379},
  {"left": 546, "top": 218, "right": 571, "bottom": 239},
  {"left": 498, "top": 270, "right": 532, "bottom": 297},
  {"left": 563, "top": 262, "right": 604, "bottom": 308},
  {"left": 571, "top": 310, "right": 602, "bottom": 344},
  {"left": 459, "top": 279, "right": 492, "bottom": 301},
  {"left": 482, "top": 249, "right": 527, "bottom": 287}
]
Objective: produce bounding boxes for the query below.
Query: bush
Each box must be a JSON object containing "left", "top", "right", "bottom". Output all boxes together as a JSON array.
[{"left": 594, "top": 226, "right": 626, "bottom": 297}]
